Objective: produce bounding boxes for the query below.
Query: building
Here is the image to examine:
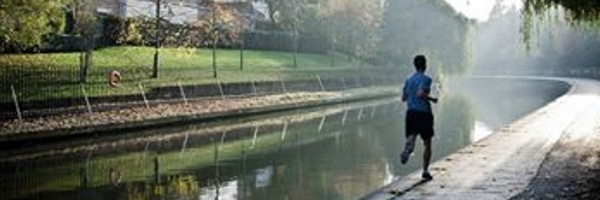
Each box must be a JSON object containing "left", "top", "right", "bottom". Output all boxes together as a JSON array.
[{"left": 96, "top": 0, "right": 268, "bottom": 29}]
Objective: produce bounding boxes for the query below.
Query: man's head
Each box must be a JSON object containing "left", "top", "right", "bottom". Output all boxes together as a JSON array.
[{"left": 413, "top": 55, "right": 427, "bottom": 72}]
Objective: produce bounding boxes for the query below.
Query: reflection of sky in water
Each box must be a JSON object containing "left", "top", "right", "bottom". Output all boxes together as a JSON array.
[
  {"left": 382, "top": 161, "right": 395, "bottom": 186},
  {"left": 200, "top": 180, "right": 238, "bottom": 200},
  {"left": 0, "top": 79, "right": 569, "bottom": 200},
  {"left": 255, "top": 166, "right": 273, "bottom": 188},
  {"left": 472, "top": 120, "right": 494, "bottom": 142}
]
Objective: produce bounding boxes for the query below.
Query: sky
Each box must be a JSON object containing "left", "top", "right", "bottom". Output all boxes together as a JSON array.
[{"left": 444, "top": 0, "right": 523, "bottom": 22}]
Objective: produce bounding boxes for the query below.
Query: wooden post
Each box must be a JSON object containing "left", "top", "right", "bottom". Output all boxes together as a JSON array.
[{"left": 10, "top": 85, "right": 22, "bottom": 122}]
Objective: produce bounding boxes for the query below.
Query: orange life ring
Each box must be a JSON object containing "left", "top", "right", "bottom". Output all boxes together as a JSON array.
[{"left": 109, "top": 70, "right": 121, "bottom": 87}]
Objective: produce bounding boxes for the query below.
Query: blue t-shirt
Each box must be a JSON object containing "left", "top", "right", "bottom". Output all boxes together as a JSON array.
[{"left": 403, "top": 72, "right": 433, "bottom": 113}]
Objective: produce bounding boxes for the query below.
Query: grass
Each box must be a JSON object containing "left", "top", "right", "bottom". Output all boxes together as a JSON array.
[{"left": 0, "top": 46, "right": 398, "bottom": 103}]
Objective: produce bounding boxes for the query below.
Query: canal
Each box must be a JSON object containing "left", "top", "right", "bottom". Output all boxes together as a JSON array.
[{"left": 0, "top": 78, "right": 570, "bottom": 200}]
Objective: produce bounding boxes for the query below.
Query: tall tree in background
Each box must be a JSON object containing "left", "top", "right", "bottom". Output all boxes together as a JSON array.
[
  {"left": 73, "top": 0, "right": 97, "bottom": 83},
  {"left": 324, "top": 0, "right": 382, "bottom": 63},
  {"left": 0, "top": 0, "right": 70, "bottom": 50},
  {"left": 278, "top": 0, "right": 307, "bottom": 68},
  {"left": 381, "top": 0, "right": 472, "bottom": 75},
  {"left": 522, "top": 0, "right": 600, "bottom": 49},
  {"left": 264, "top": 0, "right": 283, "bottom": 24},
  {"left": 202, "top": 0, "right": 239, "bottom": 77},
  {"left": 524, "top": 0, "right": 600, "bottom": 23}
]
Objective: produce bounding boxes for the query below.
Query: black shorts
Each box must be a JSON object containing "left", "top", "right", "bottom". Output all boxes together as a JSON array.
[{"left": 405, "top": 110, "right": 434, "bottom": 139}]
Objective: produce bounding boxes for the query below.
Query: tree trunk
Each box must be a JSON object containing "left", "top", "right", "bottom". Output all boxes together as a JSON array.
[
  {"left": 79, "top": 35, "right": 93, "bottom": 83},
  {"left": 213, "top": 35, "right": 218, "bottom": 78},
  {"left": 85, "top": 35, "right": 93, "bottom": 83}
]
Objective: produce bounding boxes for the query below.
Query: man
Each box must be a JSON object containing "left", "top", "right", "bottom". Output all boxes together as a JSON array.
[{"left": 401, "top": 55, "right": 438, "bottom": 180}]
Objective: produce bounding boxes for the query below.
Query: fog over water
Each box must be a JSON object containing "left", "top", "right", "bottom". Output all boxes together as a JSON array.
[
  {"left": 2, "top": 0, "right": 599, "bottom": 199},
  {"left": 468, "top": 1, "right": 600, "bottom": 76},
  {"left": 0, "top": 78, "right": 569, "bottom": 200}
]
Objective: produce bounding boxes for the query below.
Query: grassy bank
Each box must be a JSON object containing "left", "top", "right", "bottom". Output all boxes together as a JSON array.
[{"left": 0, "top": 46, "right": 397, "bottom": 103}]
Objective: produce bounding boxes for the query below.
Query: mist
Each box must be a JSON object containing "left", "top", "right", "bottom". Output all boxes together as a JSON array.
[{"left": 470, "top": 3, "right": 600, "bottom": 77}]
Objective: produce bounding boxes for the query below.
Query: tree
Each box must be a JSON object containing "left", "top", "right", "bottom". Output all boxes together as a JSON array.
[
  {"left": 522, "top": 0, "right": 600, "bottom": 49},
  {"left": 72, "top": 0, "right": 98, "bottom": 83},
  {"left": 381, "top": 0, "right": 473, "bottom": 75},
  {"left": 199, "top": 0, "right": 240, "bottom": 78},
  {"left": 524, "top": 0, "right": 600, "bottom": 23},
  {"left": 0, "top": 0, "right": 71, "bottom": 50},
  {"left": 324, "top": 0, "right": 383, "bottom": 64},
  {"left": 264, "top": 0, "right": 283, "bottom": 24}
]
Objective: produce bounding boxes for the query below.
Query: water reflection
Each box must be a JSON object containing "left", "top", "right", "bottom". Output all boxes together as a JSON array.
[{"left": 0, "top": 79, "right": 568, "bottom": 200}]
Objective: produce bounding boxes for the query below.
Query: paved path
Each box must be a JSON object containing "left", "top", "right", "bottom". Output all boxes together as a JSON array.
[{"left": 365, "top": 77, "right": 600, "bottom": 200}]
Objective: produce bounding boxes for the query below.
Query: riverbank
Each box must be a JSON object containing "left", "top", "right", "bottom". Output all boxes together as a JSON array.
[
  {"left": 365, "top": 77, "right": 600, "bottom": 199},
  {"left": 0, "top": 87, "right": 400, "bottom": 148}
]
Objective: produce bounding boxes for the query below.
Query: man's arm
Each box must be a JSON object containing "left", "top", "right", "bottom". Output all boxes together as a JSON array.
[
  {"left": 418, "top": 79, "right": 438, "bottom": 103},
  {"left": 402, "top": 81, "right": 408, "bottom": 102}
]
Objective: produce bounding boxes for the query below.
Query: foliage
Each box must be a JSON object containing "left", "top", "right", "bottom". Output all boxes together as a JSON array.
[
  {"left": 522, "top": 0, "right": 600, "bottom": 49},
  {"left": 201, "top": 1, "right": 243, "bottom": 46},
  {"left": 524, "top": 0, "right": 600, "bottom": 23},
  {"left": 323, "top": 0, "right": 383, "bottom": 62},
  {"left": 72, "top": 0, "right": 98, "bottom": 83},
  {"left": 381, "top": 0, "right": 473, "bottom": 75},
  {"left": 264, "top": 0, "right": 306, "bottom": 26},
  {"left": 0, "top": 0, "right": 71, "bottom": 50},
  {"left": 0, "top": 46, "right": 377, "bottom": 102},
  {"left": 72, "top": 0, "right": 97, "bottom": 38}
]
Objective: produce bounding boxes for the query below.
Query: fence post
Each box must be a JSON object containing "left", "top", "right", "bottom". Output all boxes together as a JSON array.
[
  {"left": 341, "top": 110, "right": 348, "bottom": 125},
  {"left": 80, "top": 84, "right": 93, "bottom": 114},
  {"left": 180, "top": 132, "right": 189, "bottom": 159},
  {"left": 318, "top": 115, "right": 327, "bottom": 133},
  {"left": 138, "top": 83, "right": 150, "bottom": 109},
  {"left": 10, "top": 85, "right": 22, "bottom": 122},
  {"left": 357, "top": 108, "right": 364, "bottom": 120},
  {"left": 251, "top": 125, "right": 260, "bottom": 149},
  {"left": 178, "top": 81, "right": 188, "bottom": 105},
  {"left": 251, "top": 80, "right": 258, "bottom": 95},
  {"left": 316, "top": 75, "right": 326, "bottom": 92},
  {"left": 370, "top": 106, "right": 377, "bottom": 118},
  {"left": 281, "top": 122, "right": 288, "bottom": 141},
  {"left": 280, "top": 77, "right": 287, "bottom": 93},
  {"left": 217, "top": 80, "right": 226, "bottom": 101},
  {"left": 341, "top": 78, "right": 347, "bottom": 90}
]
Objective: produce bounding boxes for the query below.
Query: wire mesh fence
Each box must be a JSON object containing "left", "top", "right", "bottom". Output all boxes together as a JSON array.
[{"left": 0, "top": 0, "right": 407, "bottom": 121}]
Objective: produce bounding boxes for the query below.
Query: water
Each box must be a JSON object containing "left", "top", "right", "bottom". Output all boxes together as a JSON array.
[{"left": 0, "top": 78, "right": 569, "bottom": 200}]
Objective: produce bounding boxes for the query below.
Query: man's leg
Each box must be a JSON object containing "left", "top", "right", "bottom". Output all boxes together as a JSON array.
[
  {"left": 402, "top": 111, "right": 417, "bottom": 164},
  {"left": 401, "top": 134, "right": 417, "bottom": 164},
  {"left": 422, "top": 137, "right": 432, "bottom": 171},
  {"left": 421, "top": 112, "right": 434, "bottom": 180}
]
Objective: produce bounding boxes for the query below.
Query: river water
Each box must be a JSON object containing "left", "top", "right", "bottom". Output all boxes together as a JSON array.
[{"left": 0, "top": 78, "right": 570, "bottom": 200}]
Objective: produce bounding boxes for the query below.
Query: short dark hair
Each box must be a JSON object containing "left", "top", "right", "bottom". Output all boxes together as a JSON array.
[{"left": 413, "top": 55, "right": 426, "bottom": 71}]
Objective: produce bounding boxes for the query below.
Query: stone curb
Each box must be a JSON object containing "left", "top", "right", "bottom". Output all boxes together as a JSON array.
[{"left": 0, "top": 91, "right": 400, "bottom": 149}]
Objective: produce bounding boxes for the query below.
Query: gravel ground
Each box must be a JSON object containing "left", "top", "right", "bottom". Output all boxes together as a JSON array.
[
  {"left": 512, "top": 111, "right": 600, "bottom": 199},
  {"left": 0, "top": 92, "right": 340, "bottom": 136}
]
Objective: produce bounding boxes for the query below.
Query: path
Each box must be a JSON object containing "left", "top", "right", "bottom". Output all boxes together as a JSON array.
[{"left": 365, "top": 77, "right": 600, "bottom": 200}]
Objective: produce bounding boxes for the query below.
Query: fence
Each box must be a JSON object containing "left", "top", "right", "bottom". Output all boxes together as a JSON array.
[
  {"left": 0, "top": 0, "right": 408, "bottom": 122},
  {"left": 0, "top": 74, "right": 403, "bottom": 121}
]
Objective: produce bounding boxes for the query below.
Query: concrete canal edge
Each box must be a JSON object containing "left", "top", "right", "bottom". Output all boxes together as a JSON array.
[
  {"left": 0, "top": 89, "right": 400, "bottom": 148},
  {"left": 364, "top": 77, "right": 600, "bottom": 200}
]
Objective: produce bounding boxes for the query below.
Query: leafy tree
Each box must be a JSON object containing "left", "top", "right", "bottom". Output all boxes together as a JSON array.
[
  {"left": 522, "top": 0, "right": 600, "bottom": 49},
  {"left": 381, "top": 0, "right": 473, "bottom": 75},
  {"left": 524, "top": 0, "right": 600, "bottom": 23},
  {"left": 72, "top": 0, "right": 98, "bottom": 83},
  {"left": 0, "top": 0, "right": 71, "bottom": 50},
  {"left": 324, "top": 0, "right": 383, "bottom": 63},
  {"left": 200, "top": 0, "right": 242, "bottom": 77},
  {"left": 263, "top": 0, "right": 282, "bottom": 24},
  {"left": 264, "top": 0, "right": 306, "bottom": 26}
]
